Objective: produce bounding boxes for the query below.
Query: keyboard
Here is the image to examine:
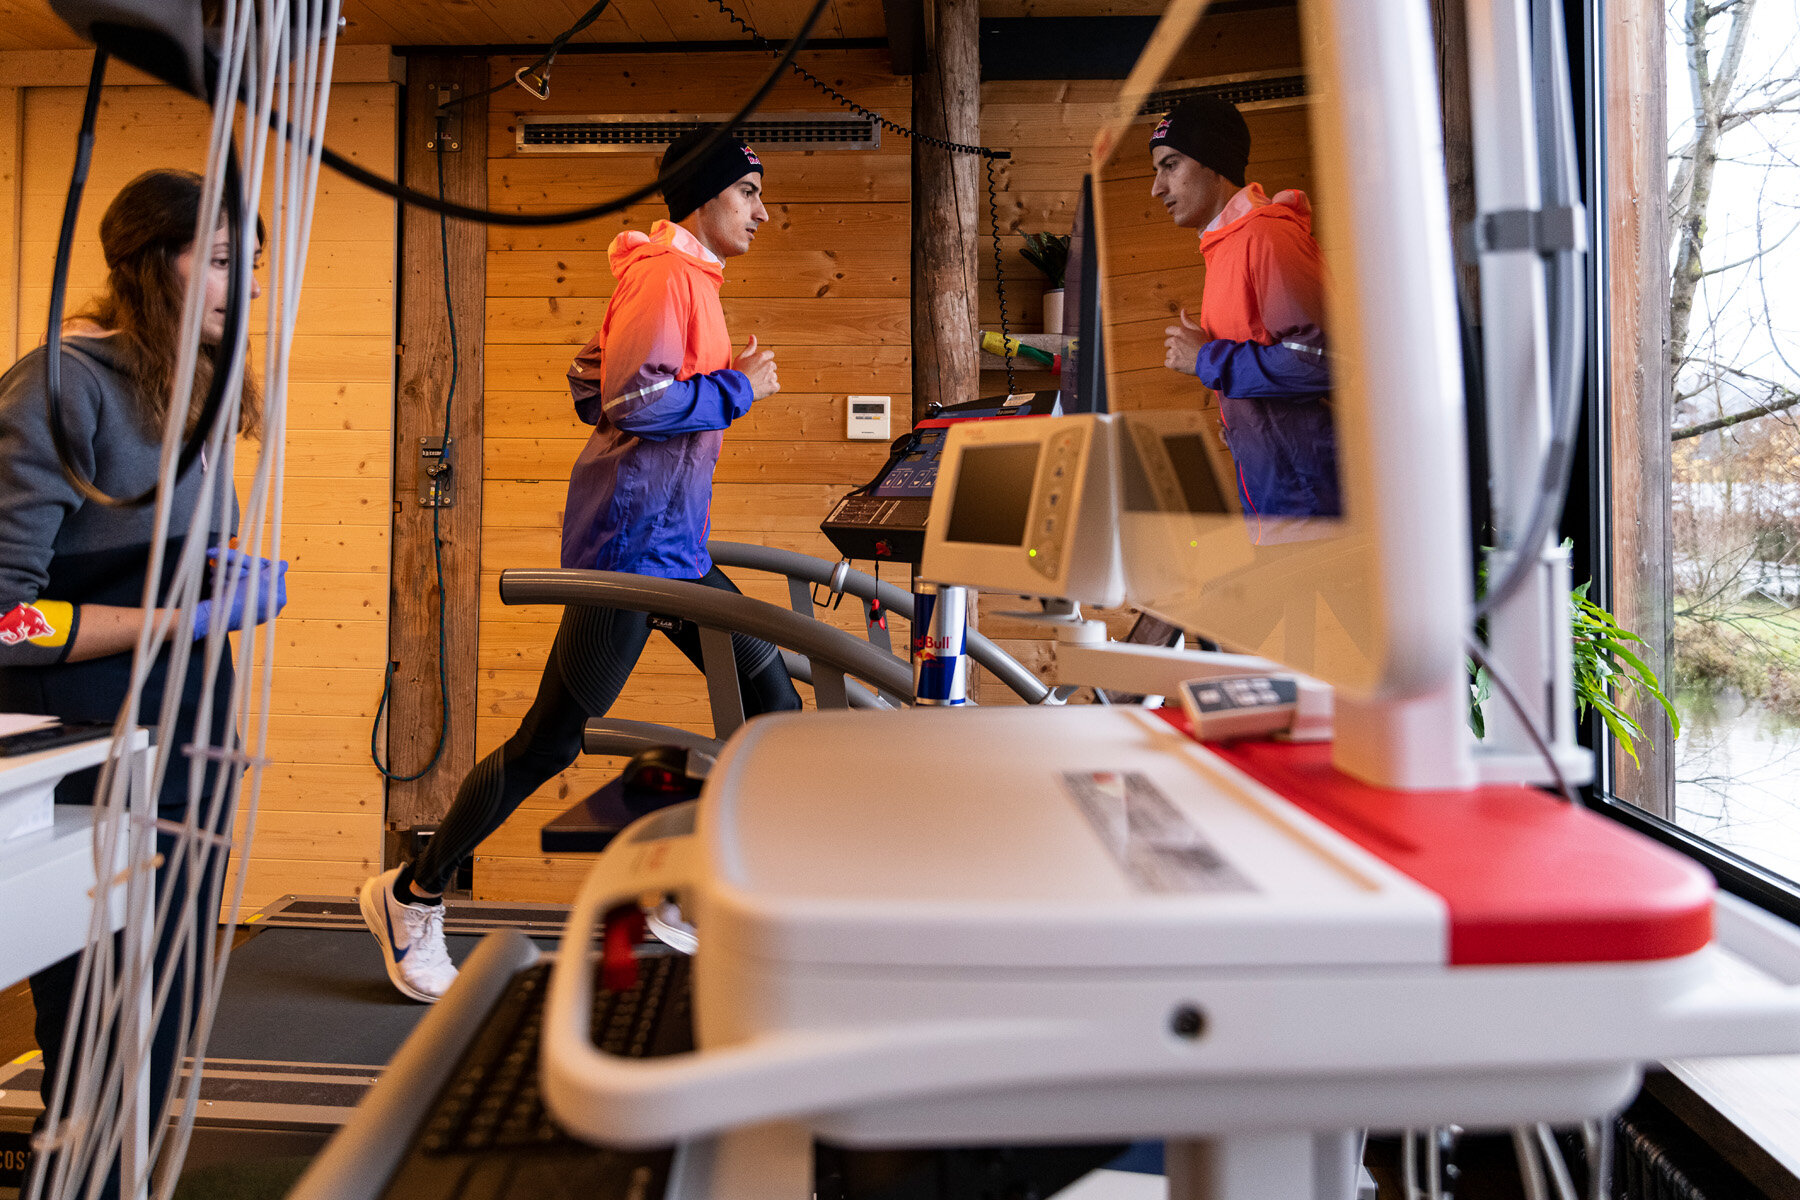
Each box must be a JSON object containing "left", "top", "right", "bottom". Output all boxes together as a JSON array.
[
  {"left": 379, "top": 950, "right": 692, "bottom": 1200},
  {"left": 372, "top": 942, "right": 1124, "bottom": 1200}
]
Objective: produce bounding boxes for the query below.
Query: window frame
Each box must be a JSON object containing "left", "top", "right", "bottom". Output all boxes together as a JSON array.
[{"left": 1581, "top": 0, "right": 1800, "bottom": 921}]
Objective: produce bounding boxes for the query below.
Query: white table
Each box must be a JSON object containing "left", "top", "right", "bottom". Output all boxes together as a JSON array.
[{"left": 0, "top": 728, "right": 156, "bottom": 1197}]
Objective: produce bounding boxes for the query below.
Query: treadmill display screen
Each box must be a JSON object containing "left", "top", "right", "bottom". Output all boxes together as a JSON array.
[{"left": 944, "top": 444, "right": 1040, "bottom": 545}]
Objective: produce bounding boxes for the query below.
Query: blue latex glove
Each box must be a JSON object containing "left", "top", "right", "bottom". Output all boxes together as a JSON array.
[{"left": 193, "top": 549, "right": 289, "bottom": 640}]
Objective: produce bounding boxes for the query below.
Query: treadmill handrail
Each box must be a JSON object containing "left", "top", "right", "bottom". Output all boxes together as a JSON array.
[
  {"left": 498, "top": 569, "right": 914, "bottom": 710},
  {"left": 706, "top": 541, "right": 1052, "bottom": 705}
]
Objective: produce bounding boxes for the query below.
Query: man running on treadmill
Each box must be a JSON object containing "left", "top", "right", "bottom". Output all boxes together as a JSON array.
[
  {"left": 359, "top": 130, "right": 802, "bottom": 1002},
  {"left": 1152, "top": 96, "right": 1340, "bottom": 525}
]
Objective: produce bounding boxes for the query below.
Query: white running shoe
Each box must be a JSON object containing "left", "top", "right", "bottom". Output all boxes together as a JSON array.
[{"left": 359, "top": 867, "right": 459, "bottom": 1003}]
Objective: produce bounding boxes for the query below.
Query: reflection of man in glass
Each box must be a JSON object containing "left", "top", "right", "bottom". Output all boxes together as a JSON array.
[{"left": 1152, "top": 97, "right": 1341, "bottom": 520}]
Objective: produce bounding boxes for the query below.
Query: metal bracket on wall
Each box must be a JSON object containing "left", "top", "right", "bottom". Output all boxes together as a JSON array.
[
  {"left": 418, "top": 437, "right": 454, "bottom": 507},
  {"left": 427, "top": 83, "right": 461, "bottom": 152}
]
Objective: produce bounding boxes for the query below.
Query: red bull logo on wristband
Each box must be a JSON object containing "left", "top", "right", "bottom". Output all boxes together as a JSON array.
[{"left": 0, "top": 602, "right": 61, "bottom": 647}]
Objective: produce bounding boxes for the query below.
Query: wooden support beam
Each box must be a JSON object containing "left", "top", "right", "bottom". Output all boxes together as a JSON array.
[
  {"left": 909, "top": 0, "right": 980, "bottom": 422},
  {"left": 1430, "top": 0, "right": 1478, "bottom": 319},
  {"left": 385, "top": 55, "right": 487, "bottom": 854},
  {"left": 1603, "top": 0, "right": 1673, "bottom": 817}
]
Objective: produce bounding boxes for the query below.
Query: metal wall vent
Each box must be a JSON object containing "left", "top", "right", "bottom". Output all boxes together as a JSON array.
[
  {"left": 517, "top": 112, "right": 881, "bottom": 153},
  {"left": 1141, "top": 73, "right": 1307, "bottom": 115}
]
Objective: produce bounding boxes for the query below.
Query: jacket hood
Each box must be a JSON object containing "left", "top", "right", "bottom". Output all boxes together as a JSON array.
[
  {"left": 607, "top": 220, "right": 724, "bottom": 284},
  {"left": 59, "top": 333, "right": 132, "bottom": 374},
  {"left": 1200, "top": 185, "right": 1314, "bottom": 253}
]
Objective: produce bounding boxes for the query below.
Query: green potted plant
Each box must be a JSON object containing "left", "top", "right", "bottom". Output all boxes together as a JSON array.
[
  {"left": 1021, "top": 232, "right": 1071, "bottom": 335},
  {"left": 1469, "top": 576, "right": 1679, "bottom": 769}
]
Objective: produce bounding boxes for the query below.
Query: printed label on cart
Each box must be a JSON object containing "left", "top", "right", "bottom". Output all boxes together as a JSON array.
[{"left": 1060, "top": 771, "right": 1256, "bottom": 894}]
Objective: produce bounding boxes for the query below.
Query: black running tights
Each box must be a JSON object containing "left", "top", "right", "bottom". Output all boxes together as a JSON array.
[{"left": 410, "top": 567, "right": 800, "bottom": 895}]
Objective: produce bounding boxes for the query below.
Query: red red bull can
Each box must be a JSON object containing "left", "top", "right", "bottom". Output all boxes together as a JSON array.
[{"left": 911, "top": 583, "right": 969, "bottom": 705}]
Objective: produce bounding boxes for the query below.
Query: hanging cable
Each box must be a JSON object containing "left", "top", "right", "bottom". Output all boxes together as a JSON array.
[
  {"left": 1467, "top": 633, "right": 1579, "bottom": 805},
  {"left": 704, "top": 0, "right": 1019, "bottom": 390},
  {"left": 986, "top": 156, "right": 1018, "bottom": 394},
  {"left": 707, "top": 0, "right": 1010, "bottom": 163},
  {"left": 304, "top": 0, "right": 832, "bottom": 227},
  {"left": 436, "top": 0, "right": 616, "bottom": 110},
  {"left": 370, "top": 141, "right": 458, "bottom": 782}
]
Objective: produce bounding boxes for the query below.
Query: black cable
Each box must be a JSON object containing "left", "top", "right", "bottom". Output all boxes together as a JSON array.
[
  {"left": 370, "top": 143, "right": 458, "bottom": 782},
  {"left": 1467, "top": 634, "right": 1579, "bottom": 805},
  {"left": 44, "top": 49, "right": 250, "bottom": 508},
  {"left": 985, "top": 156, "right": 1017, "bottom": 394},
  {"left": 310, "top": 0, "right": 833, "bottom": 228},
  {"left": 435, "top": 0, "right": 616, "bottom": 113},
  {"left": 707, "top": 0, "right": 1010, "bottom": 163},
  {"left": 702, "top": 0, "right": 1020, "bottom": 392}
]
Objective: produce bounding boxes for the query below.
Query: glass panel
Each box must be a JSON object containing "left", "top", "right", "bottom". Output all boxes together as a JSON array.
[
  {"left": 1089, "top": 0, "right": 1469, "bottom": 702},
  {"left": 1661, "top": 0, "right": 1800, "bottom": 881}
]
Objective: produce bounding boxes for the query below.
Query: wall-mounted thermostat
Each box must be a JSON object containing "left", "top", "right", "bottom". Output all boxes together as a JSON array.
[{"left": 847, "top": 395, "right": 892, "bottom": 441}]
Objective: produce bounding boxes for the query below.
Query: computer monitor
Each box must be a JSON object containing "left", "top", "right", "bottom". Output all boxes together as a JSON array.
[
  {"left": 1093, "top": 0, "right": 1471, "bottom": 710},
  {"left": 1058, "top": 176, "right": 1106, "bottom": 415},
  {"left": 920, "top": 414, "right": 1125, "bottom": 608}
]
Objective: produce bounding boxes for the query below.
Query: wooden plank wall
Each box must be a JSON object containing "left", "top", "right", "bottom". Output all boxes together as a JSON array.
[
  {"left": 5, "top": 63, "right": 398, "bottom": 910},
  {"left": 475, "top": 51, "right": 911, "bottom": 902},
  {"left": 0, "top": 86, "right": 18, "bottom": 364}
]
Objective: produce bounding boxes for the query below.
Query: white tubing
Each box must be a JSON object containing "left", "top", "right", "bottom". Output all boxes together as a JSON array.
[{"left": 26, "top": 1, "right": 338, "bottom": 1194}]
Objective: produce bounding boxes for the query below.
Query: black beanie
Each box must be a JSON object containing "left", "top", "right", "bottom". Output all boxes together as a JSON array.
[
  {"left": 660, "top": 129, "right": 764, "bottom": 222},
  {"left": 1148, "top": 96, "right": 1251, "bottom": 188}
]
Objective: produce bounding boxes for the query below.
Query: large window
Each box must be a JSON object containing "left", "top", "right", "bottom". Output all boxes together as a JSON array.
[{"left": 1658, "top": 0, "right": 1800, "bottom": 883}]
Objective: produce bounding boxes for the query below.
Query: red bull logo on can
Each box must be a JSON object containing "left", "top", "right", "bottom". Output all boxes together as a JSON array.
[
  {"left": 0, "top": 602, "right": 59, "bottom": 647},
  {"left": 911, "top": 586, "right": 969, "bottom": 705}
]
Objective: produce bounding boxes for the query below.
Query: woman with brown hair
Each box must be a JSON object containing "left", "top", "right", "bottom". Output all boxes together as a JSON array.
[{"left": 0, "top": 167, "right": 286, "bottom": 1195}]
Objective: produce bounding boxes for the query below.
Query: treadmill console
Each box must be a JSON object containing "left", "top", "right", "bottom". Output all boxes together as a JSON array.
[{"left": 821, "top": 392, "right": 1060, "bottom": 564}]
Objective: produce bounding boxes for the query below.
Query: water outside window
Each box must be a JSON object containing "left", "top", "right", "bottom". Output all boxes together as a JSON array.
[{"left": 1665, "top": 0, "right": 1800, "bottom": 880}]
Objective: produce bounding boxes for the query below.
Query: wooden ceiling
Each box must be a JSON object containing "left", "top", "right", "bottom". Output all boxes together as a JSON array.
[{"left": 0, "top": 0, "right": 1165, "bottom": 52}]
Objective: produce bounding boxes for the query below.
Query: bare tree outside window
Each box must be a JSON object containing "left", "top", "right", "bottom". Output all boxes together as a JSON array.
[{"left": 1665, "top": 0, "right": 1800, "bottom": 879}]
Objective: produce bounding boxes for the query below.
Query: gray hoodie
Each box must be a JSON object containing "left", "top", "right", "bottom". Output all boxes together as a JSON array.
[{"left": 0, "top": 335, "right": 234, "bottom": 668}]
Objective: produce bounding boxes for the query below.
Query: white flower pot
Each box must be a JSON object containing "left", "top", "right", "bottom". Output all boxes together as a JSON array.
[{"left": 1041, "top": 288, "right": 1065, "bottom": 336}]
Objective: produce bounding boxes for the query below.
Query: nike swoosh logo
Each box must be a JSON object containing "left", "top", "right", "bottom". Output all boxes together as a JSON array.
[{"left": 384, "top": 901, "right": 410, "bottom": 962}]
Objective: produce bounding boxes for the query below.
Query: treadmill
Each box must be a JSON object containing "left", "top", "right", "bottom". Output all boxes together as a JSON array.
[{"left": 820, "top": 392, "right": 1060, "bottom": 566}]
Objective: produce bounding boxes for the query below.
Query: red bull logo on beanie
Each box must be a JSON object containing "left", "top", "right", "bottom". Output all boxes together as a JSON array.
[
  {"left": 0, "top": 601, "right": 71, "bottom": 648},
  {"left": 742, "top": 147, "right": 761, "bottom": 167},
  {"left": 1150, "top": 116, "right": 1173, "bottom": 142}
]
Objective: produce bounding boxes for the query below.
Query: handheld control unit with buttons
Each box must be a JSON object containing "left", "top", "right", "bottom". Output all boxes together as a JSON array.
[{"left": 1178, "top": 674, "right": 1334, "bottom": 742}]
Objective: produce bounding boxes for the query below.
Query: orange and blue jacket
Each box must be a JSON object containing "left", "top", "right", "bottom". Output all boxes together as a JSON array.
[
  {"left": 563, "top": 221, "right": 755, "bottom": 577},
  {"left": 1193, "top": 184, "right": 1341, "bottom": 520}
]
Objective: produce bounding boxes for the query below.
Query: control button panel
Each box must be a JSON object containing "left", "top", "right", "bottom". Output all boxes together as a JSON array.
[{"left": 1025, "top": 426, "right": 1085, "bottom": 580}]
